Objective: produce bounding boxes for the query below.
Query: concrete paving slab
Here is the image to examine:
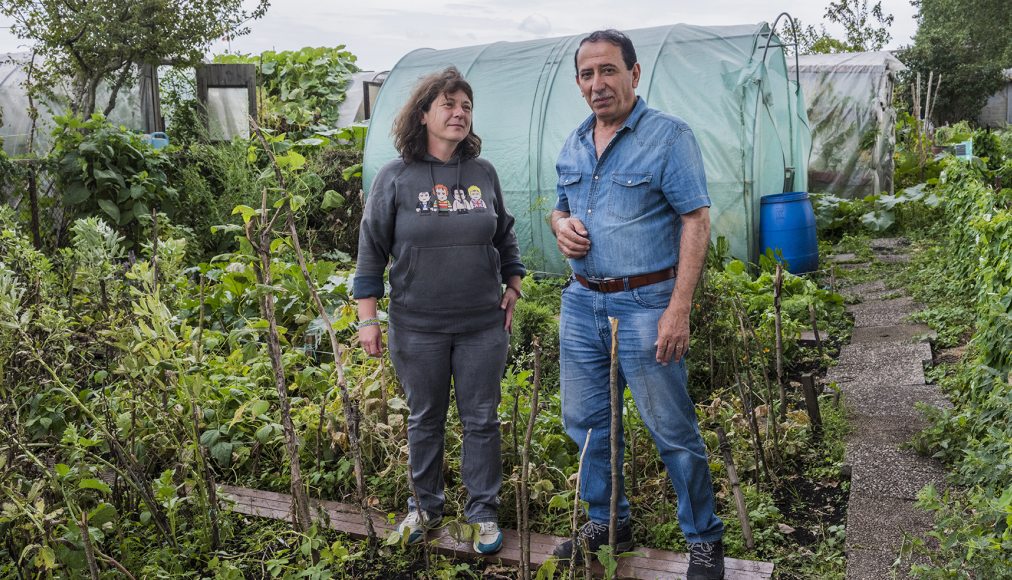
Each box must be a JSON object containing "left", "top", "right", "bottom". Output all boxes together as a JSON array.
[
  {"left": 844, "top": 384, "right": 952, "bottom": 419},
  {"left": 846, "top": 548, "right": 915, "bottom": 580},
  {"left": 837, "top": 280, "right": 889, "bottom": 302},
  {"left": 878, "top": 254, "right": 912, "bottom": 264},
  {"left": 846, "top": 442, "right": 947, "bottom": 500},
  {"left": 829, "top": 253, "right": 860, "bottom": 263},
  {"left": 850, "top": 324, "right": 936, "bottom": 345},
  {"left": 845, "top": 414, "right": 927, "bottom": 447},
  {"left": 838, "top": 262, "right": 871, "bottom": 271},
  {"left": 869, "top": 237, "right": 911, "bottom": 252},
  {"left": 848, "top": 296, "right": 920, "bottom": 327},
  {"left": 829, "top": 342, "right": 931, "bottom": 386},
  {"left": 846, "top": 492, "right": 934, "bottom": 552},
  {"left": 829, "top": 363, "right": 926, "bottom": 388},
  {"left": 838, "top": 340, "right": 933, "bottom": 367}
]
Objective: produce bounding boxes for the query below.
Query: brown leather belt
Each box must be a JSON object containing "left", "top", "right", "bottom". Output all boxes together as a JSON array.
[{"left": 574, "top": 267, "right": 675, "bottom": 293}]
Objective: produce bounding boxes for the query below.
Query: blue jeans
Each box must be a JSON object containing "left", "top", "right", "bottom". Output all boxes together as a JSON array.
[
  {"left": 559, "top": 278, "right": 724, "bottom": 543},
  {"left": 387, "top": 323, "right": 508, "bottom": 523}
]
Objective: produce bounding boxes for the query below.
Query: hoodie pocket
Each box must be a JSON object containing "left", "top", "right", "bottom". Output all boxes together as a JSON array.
[{"left": 402, "top": 245, "right": 501, "bottom": 312}]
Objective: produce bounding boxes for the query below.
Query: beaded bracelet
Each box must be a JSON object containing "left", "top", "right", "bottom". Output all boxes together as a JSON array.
[
  {"left": 356, "top": 318, "right": 382, "bottom": 330},
  {"left": 505, "top": 286, "right": 524, "bottom": 299}
]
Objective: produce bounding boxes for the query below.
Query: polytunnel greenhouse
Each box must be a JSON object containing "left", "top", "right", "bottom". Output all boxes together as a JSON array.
[{"left": 364, "top": 22, "right": 812, "bottom": 274}]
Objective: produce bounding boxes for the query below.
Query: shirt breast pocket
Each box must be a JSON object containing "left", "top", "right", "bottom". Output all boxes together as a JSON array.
[
  {"left": 559, "top": 171, "right": 584, "bottom": 215},
  {"left": 608, "top": 173, "right": 653, "bottom": 219}
]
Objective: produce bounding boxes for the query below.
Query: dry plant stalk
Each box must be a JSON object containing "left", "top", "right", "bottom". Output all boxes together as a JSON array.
[
  {"left": 194, "top": 275, "right": 221, "bottom": 549},
  {"left": 405, "top": 453, "right": 431, "bottom": 569},
  {"left": 251, "top": 119, "right": 375, "bottom": 542},
  {"left": 808, "top": 302, "right": 825, "bottom": 359},
  {"left": 569, "top": 428, "right": 593, "bottom": 580},
  {"left": 608, "top": 317, "right": 620, "bottom": 551},
  {"left": 773, "top": 265, "right": 786, "bottom": 422},
  {"left": 715, "top": 424, "right": 754, "bottom": 549},
  {"left": 517, "top": 336, "right": 544, "bottom": 580},
  {"left": 245, "top": 211, "right": 313, "bottom": 533},
  {"left": 81, "top": 511, "right": 101, "bottom": 579},
  {"left": 734, "top": 301, "right": 783, "bottom": 470}
]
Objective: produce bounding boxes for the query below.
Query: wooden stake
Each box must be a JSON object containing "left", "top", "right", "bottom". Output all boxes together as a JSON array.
[
  {"left": 808, "top": 303, "right": 825, "bottom": 360},
  {"left": 27, "top": 167, "right": 41, "bottom": 250},
  {"left": 608, "top": 317, "right": 621, "bottom": 552},
  {"left": 800, "top": 373, "right": 823, "bottom": 438},
  {"left": 715, "top": 425, "right": 754, "bottom": 550},
  {"left": 518, "top": 337, "right": 543, "bottom": 580},
  {"left": 773, "top": 265, "right": 786, "bottom": 422},
  {"left": 569, "top": 429, "right": 593, "bottom": 580}
]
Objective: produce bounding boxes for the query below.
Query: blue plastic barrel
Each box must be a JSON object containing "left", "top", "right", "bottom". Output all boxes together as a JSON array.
[
  {"left": 759, "top": 192, "right": 819, "bottom": 274},
  {"left": 144, "top": 132, "right": 169, "bottom": 150}
]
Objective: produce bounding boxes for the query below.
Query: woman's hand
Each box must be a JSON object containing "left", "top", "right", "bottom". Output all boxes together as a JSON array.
[
  {"left": 359, "top": 324, "right": 384, "bottom": 357},
  {"left": 500, "top": 286, "right": 521, "bottom": 333}
]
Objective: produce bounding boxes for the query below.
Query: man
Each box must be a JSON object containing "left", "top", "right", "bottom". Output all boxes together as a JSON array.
[{"left": 550, "top": 29, "right": 725, "bottom": 580}]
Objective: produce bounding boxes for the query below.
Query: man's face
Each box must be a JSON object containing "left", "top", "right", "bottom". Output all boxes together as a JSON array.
[{"left": 575, "top": 41, "right": 640, "bottom": 125}]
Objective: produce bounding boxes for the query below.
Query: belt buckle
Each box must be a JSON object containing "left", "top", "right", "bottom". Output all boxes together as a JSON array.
[{"left": 588, "top": 276, "right": 621, "bottom": 292}]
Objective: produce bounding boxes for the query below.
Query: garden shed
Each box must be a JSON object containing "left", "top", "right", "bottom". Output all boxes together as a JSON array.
[
  {"left": 364, "top": 22, "right": 811, "bottom": 274},
  {"left": 789, "top": 51, "right": 905, "bottom": 198}
]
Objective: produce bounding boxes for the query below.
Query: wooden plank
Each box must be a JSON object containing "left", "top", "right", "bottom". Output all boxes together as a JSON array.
[{"left": 220, "top": 485, "right": 772, "bottom": 579}]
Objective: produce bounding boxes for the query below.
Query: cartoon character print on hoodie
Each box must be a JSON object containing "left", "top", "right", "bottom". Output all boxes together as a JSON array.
[
  {"left": 468, "top": 185, "right": 487, "bottom": 212},
  {"left": 434, "top": 184, "right": 452, "bottom": 216},
  {"left": 452, "top": 186, "right": 471, "bottom": 214},
  {"left": 353, "top": 155, "right": 526, "bottom": 334},
  {"left": 416, "top": 191, "right": 433, "bottom": 214}
]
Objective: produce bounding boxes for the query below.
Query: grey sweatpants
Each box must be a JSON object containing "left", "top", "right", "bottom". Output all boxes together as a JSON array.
[{"left": 387, "top": 322, "right": 509, "bottom": 523}]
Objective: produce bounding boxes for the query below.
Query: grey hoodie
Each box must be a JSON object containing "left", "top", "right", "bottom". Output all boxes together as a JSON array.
[{"left": 353, "top": 154, "right": 526, "bottom": 333}]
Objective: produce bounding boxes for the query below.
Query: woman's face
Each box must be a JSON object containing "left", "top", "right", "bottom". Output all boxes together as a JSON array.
[{"left": 421, "top": 89, "right": 472, "bottom": 151}]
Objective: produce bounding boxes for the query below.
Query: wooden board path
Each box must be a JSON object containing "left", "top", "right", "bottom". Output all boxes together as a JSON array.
[{"left": 220, "top": 485, "right": 773, "bottom": 579}]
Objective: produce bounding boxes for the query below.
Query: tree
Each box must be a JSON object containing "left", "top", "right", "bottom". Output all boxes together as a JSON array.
[
  {"left": 794, "top": 0, "right": 894, "bottom": 55},
  {"left": 1, "top": 0, "right": 270, "bottom": 117},
  {"left": 902, "top": 0, "right": 1012, "bottom": 123}
]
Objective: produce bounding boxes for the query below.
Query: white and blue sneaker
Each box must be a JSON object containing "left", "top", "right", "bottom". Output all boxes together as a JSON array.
[
  {"left": 473, "top": 521, "right": 504, "bottom": 554},
  {"left": 397, "top": 510, "right": 441, "bottom": 545}
]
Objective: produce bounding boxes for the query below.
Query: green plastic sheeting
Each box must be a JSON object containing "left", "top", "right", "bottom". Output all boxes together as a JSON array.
[{"left": 364, "top": 22, "right": 810, "bottom": 274}]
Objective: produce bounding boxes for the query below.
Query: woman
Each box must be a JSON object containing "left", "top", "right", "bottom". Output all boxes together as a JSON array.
[{"left": 353, "top": 67, "right": 525, "bottom": 555}]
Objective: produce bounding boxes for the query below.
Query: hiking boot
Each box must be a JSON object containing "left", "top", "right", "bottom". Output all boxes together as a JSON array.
[
  {"left": 472, "top": 521, "right": 504, "bottom": 554},
  {"left": 552, "top": 520, "right": 634, "bottom": 563},
  {"left": 397, "top": 510, "right": 442, "bottom": 545},
  {"left": 686, "top": 540, "right": 725, "bottom": 580}
]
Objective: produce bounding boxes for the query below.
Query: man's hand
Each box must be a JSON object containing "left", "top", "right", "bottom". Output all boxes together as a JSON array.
[
  {"left": 656, "top": 305, "right": 689, "bottom": 364},
  {"left": 554, "top": 214, "right": 591, "bottom": 259},
  {"left": 656, "top": 206, "right": 709, "bottom": 365}
]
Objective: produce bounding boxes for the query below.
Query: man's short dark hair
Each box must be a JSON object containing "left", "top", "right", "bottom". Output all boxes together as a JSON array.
[{"left": 574, "top": 29, "right": 637, "bottom": 72}]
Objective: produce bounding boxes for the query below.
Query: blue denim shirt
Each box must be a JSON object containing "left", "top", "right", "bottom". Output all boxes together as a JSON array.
[{"left": 555, "top": 97, "right": 711, "bottom": 279}]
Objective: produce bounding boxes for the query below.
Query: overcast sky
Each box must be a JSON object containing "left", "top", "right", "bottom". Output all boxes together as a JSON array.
[{"left": 1, "top": 0, "right": 920, "bottom": 71}]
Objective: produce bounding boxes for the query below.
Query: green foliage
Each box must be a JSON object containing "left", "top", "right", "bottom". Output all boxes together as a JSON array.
[
  {"left": 811, "top": 184, "right": 942, "bottom": 240},
  {"left": 0, "top": 0, "right": 269, "bottom": 116},
  {"left": 882, "top": 137, "right": 1012, "bottom": 575},
  {"left": 795, "top": 0, "right": 893, "bottom": 54},
  {"left": 901, "top": 0, "right": 1012, "bottom": 123},
  {"left": 50, "top": 113, "right": 178, "bottom": 244},
  {"left": 894, "top": 111, "right": 945, "bottom": 190},
  {"left": 215, "top": 47, "right": 361, "bottom": 139}
]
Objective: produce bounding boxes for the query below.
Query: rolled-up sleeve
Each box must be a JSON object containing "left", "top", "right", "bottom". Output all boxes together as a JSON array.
[{"left": 661, "top": 128, "right": 711, "bottom": 215}]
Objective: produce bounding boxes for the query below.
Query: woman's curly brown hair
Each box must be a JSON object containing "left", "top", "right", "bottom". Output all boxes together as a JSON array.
[{"left": 392, "top": 66, "right": 481, "bottom": 162}]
